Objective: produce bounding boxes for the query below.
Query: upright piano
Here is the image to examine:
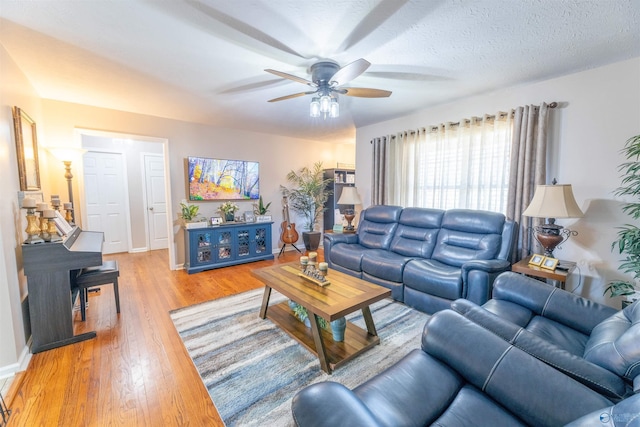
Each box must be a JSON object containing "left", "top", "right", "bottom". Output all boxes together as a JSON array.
[{"left": 22, "top": 226, "right": 104, "bottom": 353}]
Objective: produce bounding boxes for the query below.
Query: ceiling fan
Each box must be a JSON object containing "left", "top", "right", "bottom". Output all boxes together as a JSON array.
[{"left": 264, "top": 58, "right": 392, "bottom": 107}]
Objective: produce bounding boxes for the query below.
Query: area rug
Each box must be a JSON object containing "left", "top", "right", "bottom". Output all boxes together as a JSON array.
[{"left": 170, "top": 288, "right": 429, "bottom": 426}]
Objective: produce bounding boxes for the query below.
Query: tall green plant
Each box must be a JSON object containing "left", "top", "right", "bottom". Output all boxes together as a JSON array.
[
  {"left": 280, "top": 162, "right": 333, "bottom": 232},
  {"left": 606, "top": 134, "right": 640, "bottom": 297}
]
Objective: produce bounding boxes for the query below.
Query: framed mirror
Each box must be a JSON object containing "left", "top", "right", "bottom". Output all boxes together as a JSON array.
[{"left": 13, "top": 106, "right": 41, "bottom": 191}]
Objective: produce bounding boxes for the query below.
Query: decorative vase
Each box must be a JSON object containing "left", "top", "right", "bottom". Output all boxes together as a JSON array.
[
  {"left": 302, "top": 231, "right": 321, "bottom": 251},
  {"left": 330, "top": 317, "right": 346, "bottom": 342},
  {"left": 225, "top": 213, "right": 235, "bottom": 222}
]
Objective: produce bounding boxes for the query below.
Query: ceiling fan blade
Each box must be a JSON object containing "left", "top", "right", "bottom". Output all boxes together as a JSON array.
[
  {"left": 330, "top": 59, "right": 371, "bottom": 86},
  {"left": 267, "top": 91, "right": 316, "bottom": 102},
  {"left": 342, "top": 87, "right": 392, "bottom": 98},
  {"left": 265, "top": 69, "right": 316, "bottom": 87}
]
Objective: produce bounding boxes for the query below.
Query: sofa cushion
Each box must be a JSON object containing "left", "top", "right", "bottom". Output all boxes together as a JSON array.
[
  {"left": 432, "top": 210, "right": 505, "bottom": 267},
  {"left": 482, "top": 301, "right": 590, "bottom": 357},
  {"left": 331, "top": 244, "right": 370, "bottom": 272},
  {"left": 389, "top": 207, "right": 443, "bottom": 258},
  {"left": 356, "top": 205, "right": 402, "bottom": 250},
  {"left": 583, "top": 300, "right": 640, "bottom": 381},
  {"left": 361, "top": 250, "right": 413, "bottom": 283},
  {"left": 525, "top": 316, "right": 589, "bottom": 357},
  {"left": 403, "top": 259, "right": 462, "bottom": 301}
]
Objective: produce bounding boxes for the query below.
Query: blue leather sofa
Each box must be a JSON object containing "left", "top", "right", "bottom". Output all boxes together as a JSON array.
[
  {"left": 291, "top": 309, "right": 638, "bottom": 427},
  {"left": 451, "top": 272, "right": 640, "bottom": 401},
  {"left": 291, "top": 272, "right": 640, "bottom": 426},
  {"left": 323, "top": 205, "right": 517, "bottom": 313}
]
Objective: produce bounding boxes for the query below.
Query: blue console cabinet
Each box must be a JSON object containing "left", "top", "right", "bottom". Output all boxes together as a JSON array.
[{"left": 185, "top": 222, "right": 274, "bottom": 274}]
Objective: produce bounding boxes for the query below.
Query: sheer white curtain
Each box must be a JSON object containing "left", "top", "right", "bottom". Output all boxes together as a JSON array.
[{"left": 387, "top": 114, "right": 513, "bottom": 213}]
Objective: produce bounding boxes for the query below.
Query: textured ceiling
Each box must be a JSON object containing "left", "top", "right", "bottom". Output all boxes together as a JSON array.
[{"left": 1, "top": 0, "right": 639, "bottom": 143}]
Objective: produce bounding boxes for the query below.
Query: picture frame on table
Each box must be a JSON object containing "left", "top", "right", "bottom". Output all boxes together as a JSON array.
[
  {"left": 243, "top": 211, "right": 255, "bottom": 223},
  {"left": 528, "top": 254, "right": 544, "bottom": 266},
  {"left": 210, "top": 216, "right": 223, "bottom": 226},
  {"left": 540, "top": 256, "right": 559, "bottom": 271}
]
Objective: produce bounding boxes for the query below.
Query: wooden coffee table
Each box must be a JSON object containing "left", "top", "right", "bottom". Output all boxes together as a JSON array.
[{"left": 252, "top": 263, "right": 392, "bottom": 374}]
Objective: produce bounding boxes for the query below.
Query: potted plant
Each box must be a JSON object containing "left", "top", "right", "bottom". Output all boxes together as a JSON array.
[
  {"left": 253, "top": 196, "right": 271, "bottom": 216},
  {"left": 218, "top": 201, "right": 240, "bottom": 222},
  {"left": 179, "top": 201, "right": 206, "bottom": 229},
  {"left": 606, "top": 134, "right": 640, "bottom": 307},
  {"left": 280, "top": 162, "right": 333, "bottom": 250},
  {"left": 287, "top": 301, "right": 345, "bottom": 341}
]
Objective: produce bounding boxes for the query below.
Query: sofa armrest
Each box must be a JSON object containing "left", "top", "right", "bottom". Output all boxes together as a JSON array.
[
  {"left": 462, "top": 259, "right": 511, "bottom": 274},
  {"left": 323, "top": 232, "right": 360, "bottom": 266},
  {"left": 492, "top": 272, "right": 617, "bottom": 335},
  {"left": 324, "top": 232, "right": 359, "bottom": 245},
  {"left": 460, "top": 259, "right": 511, "bottom": 304},
  {"left": 291, "top": 381, "right": 383, "bottom": 427}
]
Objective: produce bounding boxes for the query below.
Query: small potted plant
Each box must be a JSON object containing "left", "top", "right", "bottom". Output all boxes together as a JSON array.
[
  {"left": 219, "top": 201, "right": 240, "bottom": 222},
  {"left": 179, "top": 201, "right": 206, "bottom": 229},
  {"left": 253, "top": 196, "right": 271, "bottom": 216}
]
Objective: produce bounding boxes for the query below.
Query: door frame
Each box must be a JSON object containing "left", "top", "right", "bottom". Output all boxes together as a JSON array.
[{"left": 74, "top": 129, "right": 175, "bottom": 269}]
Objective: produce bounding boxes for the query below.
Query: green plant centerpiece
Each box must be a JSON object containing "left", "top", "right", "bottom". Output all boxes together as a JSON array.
[
  {"left": 606, "top": 134, "right": 640, "bottom": 306},
  {"left": 219, "top": 201, "right": 240, "bottom": 221},
  {"left": 253, "top": 196, "right": 271, "bottom": 216},
  {"left": 280, "top": 161, "right": 333, "bottom": 250}
]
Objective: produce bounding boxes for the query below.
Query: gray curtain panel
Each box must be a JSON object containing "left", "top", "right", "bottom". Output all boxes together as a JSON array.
[
  {"left": 507, "top": 103, "right": 551, "bottom": 261},
  {"left": 371, "top": 136, "right": 390, "bottom": 205}
]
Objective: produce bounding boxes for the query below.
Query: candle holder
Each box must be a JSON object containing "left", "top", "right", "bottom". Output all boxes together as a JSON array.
[
  {"left": 36, "top": 203, "right": 48, "bottom": 240},
  {"left": 51, "top": 196, "right": 61, "bottom": 211},
  {"left": 63, "top": 202, "right": 74, "bottom": 225},
  {"left": 43, "top": 209, "right": 61, "bottom": 242},
  {"left": 21, "top": 198, "right": 43, "bottom": 244}
]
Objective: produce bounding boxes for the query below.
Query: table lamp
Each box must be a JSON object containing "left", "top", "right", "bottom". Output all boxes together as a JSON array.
[
  {"left": 522, "top": 183, "right": 584, "bottom": 257},
  {"left": 337, "top": 186, "right": 362, "bottom": 232}
]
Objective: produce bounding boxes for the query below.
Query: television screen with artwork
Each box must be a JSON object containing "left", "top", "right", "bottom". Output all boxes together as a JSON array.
[{"left": 187, "top": 156, "right": 259, "bottom": 201}]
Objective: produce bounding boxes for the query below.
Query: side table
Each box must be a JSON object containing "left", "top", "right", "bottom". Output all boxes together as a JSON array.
[{"left": 511, "top": 256, "right": 576, "bottom": 290}]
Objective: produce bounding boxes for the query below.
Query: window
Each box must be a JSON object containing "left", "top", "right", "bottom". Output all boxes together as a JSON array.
[{"left": 388, "top": 114, "right": 512, "bottom": 214}]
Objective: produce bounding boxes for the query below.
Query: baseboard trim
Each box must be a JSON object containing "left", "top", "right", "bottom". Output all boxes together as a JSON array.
[{"left": 0, "top": 342, "right": 32, "bottom": 379}]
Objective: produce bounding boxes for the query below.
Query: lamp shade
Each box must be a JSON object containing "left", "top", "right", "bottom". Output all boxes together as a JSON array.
[
  {"left": 337, "top": 187, "right": 361, "bottom": 205},
  {"left": 522, "top": 184, "right": 584, "bottom": 218}
]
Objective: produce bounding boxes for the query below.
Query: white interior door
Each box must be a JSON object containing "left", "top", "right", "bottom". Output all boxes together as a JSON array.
[
  {"left": 144, "top": 154, "right": 168, "bottom": 250},
  {"left": 83, "top": 151, "right": 129, "bottom": 254}
]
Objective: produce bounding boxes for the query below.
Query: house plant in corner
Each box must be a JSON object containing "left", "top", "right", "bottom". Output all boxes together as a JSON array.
[
  {"left": 606, "top": 134, "right": 640, "bottom": 307},
  {"left": 280, "top": 162, "right": 333, "bottom": 250}
]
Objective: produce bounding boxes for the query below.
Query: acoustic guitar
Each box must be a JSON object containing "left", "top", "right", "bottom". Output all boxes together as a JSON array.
[{"left": 280, "top": 196, "right": 299, "bottom": 244}]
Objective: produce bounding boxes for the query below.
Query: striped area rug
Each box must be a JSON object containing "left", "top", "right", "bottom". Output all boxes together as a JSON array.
[{"left": 170, "top": 288, "right": 429, "bottom": 426}]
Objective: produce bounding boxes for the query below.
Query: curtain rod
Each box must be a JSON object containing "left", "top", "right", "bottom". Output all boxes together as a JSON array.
[{"left": 371, "top": 102, "right": 558, "bottom": 141}]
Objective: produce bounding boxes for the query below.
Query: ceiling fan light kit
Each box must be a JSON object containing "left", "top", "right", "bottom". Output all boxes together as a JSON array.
[{"left": 266, "top": 58, "right": 391, "bottom": 119}]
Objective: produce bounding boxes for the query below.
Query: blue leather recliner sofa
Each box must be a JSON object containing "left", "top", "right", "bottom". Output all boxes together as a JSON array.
[
  {"left": 323, "top": 205, "right": 517, "bottom": 313},
  {"left": 291, "top": 273, "right": 640, "bottom": 427}
]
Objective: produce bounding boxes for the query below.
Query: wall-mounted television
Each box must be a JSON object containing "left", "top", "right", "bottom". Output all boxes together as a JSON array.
[{"left": 187, "top": 156, "right": 260, "bottom": 201}]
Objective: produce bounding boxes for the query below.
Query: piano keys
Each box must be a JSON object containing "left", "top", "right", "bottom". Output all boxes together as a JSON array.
[{"left": 22, "top": 226, "right": 104, "bottom": 353}]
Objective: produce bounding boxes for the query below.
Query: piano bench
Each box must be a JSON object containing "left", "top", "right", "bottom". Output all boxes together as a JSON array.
[{"left": 76, "top": 260, "right": 120, "bottom": 322}]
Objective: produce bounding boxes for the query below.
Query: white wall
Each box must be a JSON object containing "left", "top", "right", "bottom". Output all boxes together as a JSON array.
[
  {"left": 0, "top": 45, "right": 41, "bottom": 377},
  {"left": 356, "top": 57, "right": 640, "bottom": 306}
]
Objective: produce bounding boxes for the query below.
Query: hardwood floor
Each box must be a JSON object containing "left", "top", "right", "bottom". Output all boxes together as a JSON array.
[{"left": 7, "top": 248, "right": 306, "bottom": 426}]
